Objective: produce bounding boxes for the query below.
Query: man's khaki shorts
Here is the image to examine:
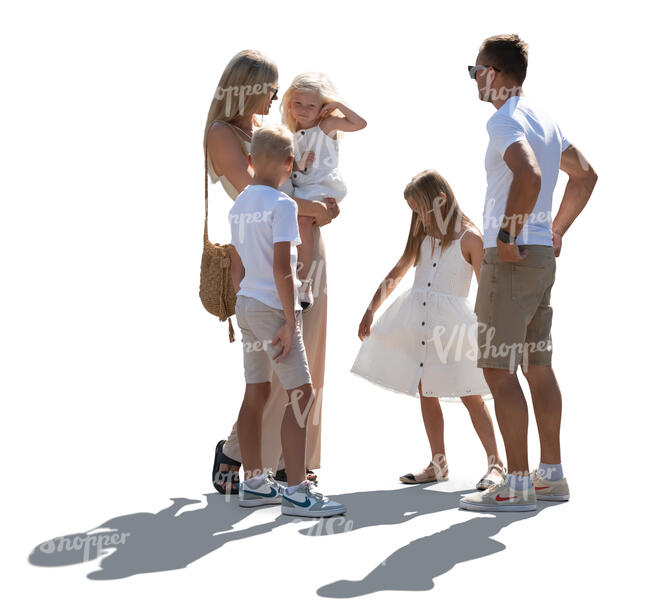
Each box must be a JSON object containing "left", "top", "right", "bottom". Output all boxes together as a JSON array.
[
  {"left": 474, "top": 246, "right": 556, "bottom": 372},
  {"left": 235, "top": 295, "right": 312, "bottom": 390}
]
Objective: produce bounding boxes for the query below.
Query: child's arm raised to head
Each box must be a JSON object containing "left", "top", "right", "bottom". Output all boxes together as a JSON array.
[
  {"left": 320, "top": 101, "right": 367, "bottom": 136},
  {"left": 460, "top": 228, "right": 485, "bottom": 282},
  {"left": 358, "top": 251, "right": 416, "bottom": 340}
]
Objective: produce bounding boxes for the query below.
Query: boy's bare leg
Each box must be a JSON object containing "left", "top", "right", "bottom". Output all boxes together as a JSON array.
[
  {"left": 460, "top": 394, "right": 504, "bottom": 469},
  {"left": 482, "top": 368, "right": 530, "bottom": 476},
  {"left": 280, "top": 383, "right": 314, "bottom": 486},
  {"left": 522, "top": 365, "right": 562, "bottom": 464},
  {"left": 297, "top": 215, "right": 315, "bottom": 280},
  {"left": 237, "top": 381, "right": 271, "bottom": 480}
]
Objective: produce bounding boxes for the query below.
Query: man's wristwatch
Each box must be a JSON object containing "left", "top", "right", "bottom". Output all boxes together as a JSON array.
[{"left": 497, "top": 228, "right": 516, "bottom": 244}]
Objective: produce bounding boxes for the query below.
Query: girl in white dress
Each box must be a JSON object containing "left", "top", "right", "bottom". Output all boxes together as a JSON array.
[
  {"left": 352, "top": 169, "right": 506, "bottom": 490},
  {"left": 280, "top": 72, "right": 366, "bottom": 308}
]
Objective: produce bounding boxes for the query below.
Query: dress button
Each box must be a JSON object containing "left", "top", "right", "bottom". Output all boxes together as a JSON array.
[
  {"left": 421, "top": 340, "right": 425, "bottom": 345},
  {"left": 293, "top": 173, "right": 297, "bottom": 178},
  {"left": 423, "top": 302, "right": 426, "bottom": 306},
  {"left": 421, "top": 321, "right": 425, "bottom": 326},
  {"left": 420, "top": 363, "right": 423, "bottom": 367},
  {"left": 301, "top": 130, "right": 305, "bottom": 135},
  {"left": 427, "top": 282, "right": 431, "bottom": 287},
  {"left": 433, "top": 262, "right": 437, "bottom": 267}
]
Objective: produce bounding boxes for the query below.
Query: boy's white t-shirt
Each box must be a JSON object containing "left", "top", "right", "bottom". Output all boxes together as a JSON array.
[
  {"left": 483, "top": 95, "right": 571, "bottom": 248},
  {"left": 228, "top": 185, "right": 301, "bottom": 311}
]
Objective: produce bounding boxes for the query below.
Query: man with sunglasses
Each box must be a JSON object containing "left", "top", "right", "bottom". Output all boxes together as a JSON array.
[{"left": 459, "top": 34, "right": 598, "bottom": 512}]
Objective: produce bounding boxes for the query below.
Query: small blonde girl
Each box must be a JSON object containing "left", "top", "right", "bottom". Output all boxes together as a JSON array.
[{"left": 280, "top": 72, "right": 366, "bottom": 308}]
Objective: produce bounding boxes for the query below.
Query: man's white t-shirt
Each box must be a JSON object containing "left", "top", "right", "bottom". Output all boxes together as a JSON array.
[
  {"left": 228, "top": 184, "right": 301, "bottom": 311},
  {"left": 483, "top": 96, "right": 571, "bottom": 248}
]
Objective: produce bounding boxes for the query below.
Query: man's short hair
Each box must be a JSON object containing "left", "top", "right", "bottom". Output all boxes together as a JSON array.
[
  {"left": 480, "top": 34, "right": 528, "bottom": 84},
  {"left": 250, "top": 125, "right": 294, "bottom": 163}
]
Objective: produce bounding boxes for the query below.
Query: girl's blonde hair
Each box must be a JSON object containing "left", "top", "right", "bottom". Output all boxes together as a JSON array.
[
  {"left": 399, "top": 169, "right": 480, "bottom": 267},
  {"left": 280, "top": 72, "right": 343, "bottom": 133},
  {"left": 204, "top": 50, "right": 278, "bottom": 145}
]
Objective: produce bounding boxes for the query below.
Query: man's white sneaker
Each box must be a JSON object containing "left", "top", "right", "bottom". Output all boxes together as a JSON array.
[
  {"left": 281, "top": 480, "right": 346, "bottom": 517},
  {"left": 459, "top": 478, "right": 537, "bottom": 512},
  {"left": 531, "top": 470, "right": 570, "bottom": 501},
  {"left": 239, "top": 471, "right": 284, "bottom": 507}
]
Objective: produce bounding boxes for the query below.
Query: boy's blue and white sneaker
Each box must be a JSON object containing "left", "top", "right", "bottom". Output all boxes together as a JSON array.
[
  {"left": 281, "top": 480, "right": 346, "bottom": 517},
  {"left": 239, "top": 471, "right": 284, "bottom": 507}
]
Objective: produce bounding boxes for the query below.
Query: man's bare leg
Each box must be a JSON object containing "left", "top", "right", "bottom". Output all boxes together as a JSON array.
[
  {"left": 522, "top": 364, "right": 562, "bottom": 465},
  {"left": 482, "top": 367, "right": 530, "bottom": 476}
]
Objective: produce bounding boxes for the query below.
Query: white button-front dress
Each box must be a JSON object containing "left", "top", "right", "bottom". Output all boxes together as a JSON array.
[{"left": 351, "top": 229, "right": 492, "bottom": 402}]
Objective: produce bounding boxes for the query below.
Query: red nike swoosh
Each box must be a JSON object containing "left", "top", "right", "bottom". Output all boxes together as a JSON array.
[
  {"left": 534, "top": 485, "right": 549, "bottom": 490},
  {"left": 495, "top": 494, "right": 517, "bottom": 502}
]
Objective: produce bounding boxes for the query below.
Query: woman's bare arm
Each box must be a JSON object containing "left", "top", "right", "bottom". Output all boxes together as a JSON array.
[{"left": 294, "top": 197, "right": 339, "bottom": 227}]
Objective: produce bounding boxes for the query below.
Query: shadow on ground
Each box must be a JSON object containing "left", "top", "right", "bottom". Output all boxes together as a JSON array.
[{"left": 27, "top": 483, "right": 560, "bottom": 592}]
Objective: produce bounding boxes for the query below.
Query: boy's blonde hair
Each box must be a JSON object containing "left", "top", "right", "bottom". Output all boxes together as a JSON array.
[
  {"left": 280, "top": 72, "right": 342, "bottom": 133},
  {"left": 250, "top": 125, "right": 294, "bottom": 163}
]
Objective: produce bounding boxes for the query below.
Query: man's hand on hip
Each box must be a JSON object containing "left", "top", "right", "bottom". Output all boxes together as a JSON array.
[{"left": 497, "top": 240, "right": 528, "bottom": 262}]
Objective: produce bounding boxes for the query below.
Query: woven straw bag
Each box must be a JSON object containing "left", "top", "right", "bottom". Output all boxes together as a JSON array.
[{"left": 199, "top": 128, "right": 240, "bottom": 342}]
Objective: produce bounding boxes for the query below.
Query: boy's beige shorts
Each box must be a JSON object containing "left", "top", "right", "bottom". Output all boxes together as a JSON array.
[
  {"left": 475, "top": 245, "right": 556, "bottom": 372},
  {"left": 235, "top": 295, "right": 312, "bottom": 390}
]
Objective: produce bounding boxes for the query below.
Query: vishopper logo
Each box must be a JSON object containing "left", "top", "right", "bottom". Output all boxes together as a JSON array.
[
  {"left": 297, "top": 258, "right": 327, "bottom": 299},
  {"left": 213, "top": 81, "right": 277, "bottom": 118},
  {"left": 287, "top": 385, "right": 323, "bottom": 428},
  {"left": 381, "top": 319, "right": 551, "bottom": 374},
  {"left": 477, "top": 322, "right": 552, "bottom": 373},
  {"left": 242, "top": 338, "right": 274, "bottom": 353},
  {"left": 295, "top": 516, "right": 353, "bottom": 536},
  {"left": 482, "top": 199, "right": 554, "bottom": 240},
  {"left": 228, "top": 210, "right": 273, "bottom": 242},
  {"left": 294, "top": 128, "right": 339, "bottom": 173},
  {"left": 253, "top": 257, "right": 327, "bottom": 298},
  {"left": 37, "top": 530, "right": 130, "bottom": 563},
  {"left": 479, "top": 82, "right": 523, "bottom": 103}
]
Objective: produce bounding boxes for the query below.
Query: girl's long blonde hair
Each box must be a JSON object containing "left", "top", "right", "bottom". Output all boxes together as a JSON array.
[
  {"left": 280, "top": 72, "right": 343, "bottom": 133},
  {"left": 399, "top": 169, "right": 480, "bottom": 267},
  {"left": 204, "top": 50, "right": 278, "bottom": 146}
]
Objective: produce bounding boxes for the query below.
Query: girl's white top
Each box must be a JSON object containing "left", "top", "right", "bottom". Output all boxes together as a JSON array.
[{"left": 290, "top": 123, "right": 347, "bottom": 203}]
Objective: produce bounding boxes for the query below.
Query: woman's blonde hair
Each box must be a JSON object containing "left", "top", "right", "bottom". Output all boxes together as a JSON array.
[
  {"left": 280, "top": 72, "right": 342, "bottom": 133},
  {"left": 204, "top": 50, "right": 278, "bottom": 144},
  {"left": 399, "top": 169, "right": 479, "bottom": 267}
]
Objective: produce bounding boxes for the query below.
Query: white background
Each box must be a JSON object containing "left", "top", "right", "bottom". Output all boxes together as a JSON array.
[{"left": 2, "top": 0, "right": 648, "bottom": 606}]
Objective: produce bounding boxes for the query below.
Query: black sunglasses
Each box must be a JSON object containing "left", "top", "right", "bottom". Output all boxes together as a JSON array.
[
  {"left": 271, "top": 86, "right": 279, "bottom": 99},
  {"left": 468, "top": 65, "right": 501, "bottom": 80}
]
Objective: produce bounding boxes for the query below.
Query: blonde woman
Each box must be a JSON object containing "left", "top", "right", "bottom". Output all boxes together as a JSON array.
[
  {"left": 280, "top": 73, "right": 366, "bottom": 308},
  {"left": 351, "top": 170, "right": 506, "bottom": 490},
  {"left": 205, "top": 50, "right": 339, "bottom": 494}
]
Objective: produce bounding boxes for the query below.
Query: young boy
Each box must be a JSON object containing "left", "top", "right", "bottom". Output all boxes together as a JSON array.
[{"left": 228, "top": 125, "right": 345, "bottom": 518}]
